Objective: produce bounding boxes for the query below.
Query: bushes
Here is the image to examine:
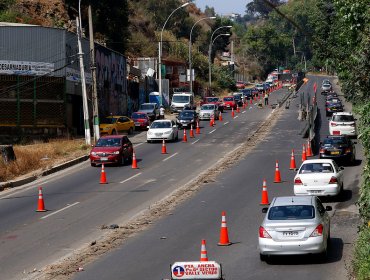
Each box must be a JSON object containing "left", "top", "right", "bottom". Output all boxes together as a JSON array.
[{"left": 352, "top": 226, "right": 370, "bottom": 280}]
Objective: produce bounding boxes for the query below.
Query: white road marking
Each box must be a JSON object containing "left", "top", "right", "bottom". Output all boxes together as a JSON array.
[
  {"left": 191, "top": 139, "right": 200, "bottom": 145},
  {"left": 224, "top": 121, "right": 229, "bottom": 125},
  {"left": 134, "top": 143, "right": 144, "bottom": 148},
  {"left": 209, "top": 129, "right": 216, "bottom": 134},
  {"left": 163, "top": 152, "right": 178, "bottom": 162},
  {"left": 234, "top": 115, "right": 239, "bottom": 119},
  {"left": 40, "top": 202, "right": 80, "bottom": 220},
  {"left": 120, "top": 172, "right": 142, "bottom": 183}
]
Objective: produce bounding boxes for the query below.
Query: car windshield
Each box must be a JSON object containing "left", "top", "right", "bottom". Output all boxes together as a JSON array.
[
  {"left": 101, "top": 117, "right": 117, "bottom": 124},
  {"left": 140, "top": 104, "right": 155, "bottom": 110},
  {"left": 299, "top": 162, "right": 334, "bottom": 173},
  {"left": 206, "top": 97, "right": 218, "bottom": 102},
  {"left": 131, "top": 113, "right": 146, "bottom": 119},
  {"left": 323, "top": 138, "right": 347, "bottom": 146},
  {"left": 268, "top": 205, "right": 315, "bottom": 220},
  {"left": 150, "top": 121, "right": 171, "bottom": 129},
  {"left": 201, "top": 105, "right": 215, "bottom": 110},
  {"left": 172, "top": 95, "right": 190, "bottom": 103},
  {"left": 233, "top": 94, "right": 242, "bottom": 99},
  {"left": 223, "top": 97, "right": 233, "bottom": 101},
  {"left": 332, "top": 115, "right": 354, "bottom": 122},
  {"left": 95, "top": 138, "right": 121, "bottom": 147},
  {"left": 179, "top": 111, "right": 195, "bottom": 118}
]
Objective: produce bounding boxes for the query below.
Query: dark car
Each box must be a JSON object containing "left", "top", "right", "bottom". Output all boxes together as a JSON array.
[
  {"left": 240, "top": 88, "right": 253, "bottom": 100},
  {"left": 232, "top": 92, "right": 244, "bottom": 107},
  {"left": 319, "top": 135, "right": 356, "bottom": 164},
  {"left": 90, "top": 135, "right": 133, "bottom": 167},
  {"left": 131, "top": 112, "right": 150, "bottom": 130},
  {"left": 176, "top": 110, "right": 198, "bottom": 129},
  {"left": 326, "top": 99, "right": 343, "bottom": 116}
]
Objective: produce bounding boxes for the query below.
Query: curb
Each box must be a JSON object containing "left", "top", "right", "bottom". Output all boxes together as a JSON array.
[{"left": 0, "top": 155, "right": 89, "bottom": 191}]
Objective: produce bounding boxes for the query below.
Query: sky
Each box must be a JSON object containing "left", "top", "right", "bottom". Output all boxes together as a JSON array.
[{"left": 194, "top": 0, "right": 250, "bottom": 15}]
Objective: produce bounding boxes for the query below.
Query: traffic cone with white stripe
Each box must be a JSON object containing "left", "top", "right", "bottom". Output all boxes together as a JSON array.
[
  {"left": 219, "top": 112, "right": 223, "bottom": 121},
  {"left": 200, "top": 239, "right": 208, "bottom": 261},
  {"left": 218, "top": 211, "right": 232, "bottom": 246},
  {"left": 36, "top": 187, "right": 47, "bottom": 212},
  {"left": 190, "top": 124, "right": 195, "bottom": 138},
  {"left": 260, "top": 179, "right": 270, "bottom": 205},
  {"left": 100, "top": 163, "right": 108, "bottom": 184},
  {"left": 306, "top": 139, "right": 313, "bottom": 157},
  {"left": 132, "top": 150, "right": 138, "bottom": 169},
  {"left": 302, "top": 144, "right": 307, "bottom": 162},
  {"left": 290, "top": 149, "right": 297, "bottom": 170},
  {"left": 210, "top": 116, "right": 214, "bottom": 127},
  {"left": 196, "top": 121, "right": 200, "bottom": 134},
  {"left": 273, "top": 160, "right": 282, "bottom": 183},
  {"left": 161, "top": 138, "right": 167, "bottom": 154},
  {"left": 182, "top": 129, "right": 188, "bottom": 142},
  {"left": 231, "top": 108, "right": 235, "bottom": 118}
]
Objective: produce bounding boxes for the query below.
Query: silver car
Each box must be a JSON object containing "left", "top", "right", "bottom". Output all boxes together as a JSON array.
[
  {"left": 199, "top": 104, "right": 219, "bottom": 120},
  {"left": 259, "top": 196, "right": 331, "bottom": 261}
]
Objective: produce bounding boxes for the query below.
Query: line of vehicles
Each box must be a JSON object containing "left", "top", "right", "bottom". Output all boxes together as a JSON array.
[{"left": 258, "top": 78, "right": 358, "bottom": 262}]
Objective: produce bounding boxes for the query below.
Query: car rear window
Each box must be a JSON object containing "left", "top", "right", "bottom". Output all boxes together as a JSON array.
[
  {"left": 323, "top": 138, "right": 347, "bottom": 145},
  {"left": 332, "top": 115, "right": 354, "bottom": 122},
  {"left": 268, "top": 205, "right": 315, "bottom": 220},
  {"left": 223, "top": 97, "right": 233, "bottom": 101},
  {"left": 206, "top": 97, "right": 218, "bottom": 102},
  {"left": 299, "top": 163, "right": 334, "bottom": 173}
]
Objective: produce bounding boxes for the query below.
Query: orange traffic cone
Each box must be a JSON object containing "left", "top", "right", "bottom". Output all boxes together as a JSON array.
[
  {"left": 132, "top": 150, "right": 138, "bottom": 169},
  {"left": 36, "top": 186, "right": 47, "bottom": 212},
  {"left": 237, "top": 105, "right": 240, "bottom": 113},
  {"left": 161, "top": 138, "right": 167, "bottom": 154},
  {"left": 250, "top": 98, "right": 253, "bottom": 104},
  {"left": 302, "top": 144, "right": 307, "bottom": 162},
  {"left": 260, "top": 179, "right": 270, "bottom": 205},
  {"left": 100, "top": 163, "right": 108, "bottom": 184},
  {"left": 218, "top": 211, "right": 232, "bottom": 246},
  {"left": 290, "top": 149, "right": 297, "bottom": 170},
  {"left": 190, "top": 124, "right": 195, "bottom": 138},
  {"left": 273, "top": 160, "right": 282, "bottom": 183},
  {"left": 196, "top": 121, "right": 200, "bottom": 134},
  {"left": 219, "top": 112, "right": 223, "bottom": 121},
  {"left": 231, "top": 108, "right": 235, "bottom": 118},
  {"left": 182, "top": 129, "right": 188, "bottom": 142},
  {"left": 200, "top": 239, "right": 208, "bottom": 261},
  {"left": 210, "top": 117, "right": 214, "bottom": 127},
  {"left": 306, "top": 139, "right": 313, "bottom": 157}
]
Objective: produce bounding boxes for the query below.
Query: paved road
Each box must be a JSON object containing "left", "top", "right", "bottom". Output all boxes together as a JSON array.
[
  {"left": 73, "top": 75, "right": 361, "bottom": 280},
  {"left": 0, "top": 88, "right": 285, "bottom": 279}
]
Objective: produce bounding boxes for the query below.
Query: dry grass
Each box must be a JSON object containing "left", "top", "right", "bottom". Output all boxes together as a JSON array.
[{"left": 0, "top": 139, "right": 89, "bottom": 182}]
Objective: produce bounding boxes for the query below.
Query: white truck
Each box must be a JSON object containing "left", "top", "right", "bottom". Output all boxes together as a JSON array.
[{"left": 170, "top": 92, "right": 196, "bottom": 113}]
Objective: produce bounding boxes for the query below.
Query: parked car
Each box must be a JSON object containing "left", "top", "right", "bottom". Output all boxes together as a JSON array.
[
  {"left": 89, "top": 135, "right": 133, "bottom": 166},
  {"left": 325, "top": 96, "right": 341, "bottom": 106},
  {"left": 255, "top": 83, "right": 265, "bottom": 92},
  {"left": 319, "top": 135, "right": 356, "bottom": 164},
  {"left": 146, "top": 119, "right": 178, "bottom": 143},
  {"left": 321, "top": 83, "right": 332, "bottom": 94},
  {"left": 240, "top": 88, "right": 253, "bottom": 100},
  {"left": 222, "top": 96, "right": 237, "bottom": 110},
  {"left": 259, "top": 196, "right": 331, "bottom": 261},
  {"left": 236, "top": 81, "right": 245, "bottom": 89},
  {"left": 329, "top": 112, "right": 357, "bottom": 137},
  {"left": 200, "top": 96, "right": 224, "bottom": 112},
  {"left": 232, "top": 92, "right": 244, "bottom": 107},
  {"left": 294, "top": 159, "right": 344, "bottom": 197},
  {"left": 325, "top": 100, "right": 343, "bottom": 116},
  {"left": 131, "top": 112, "right": 150, "bottom": 130},
  {"left": 176, "top": 110, "right": 198, "bottom": 129},
  {"left": 199, "top": 104, "right": 220, "bottom": 120},
  {"left": 99, "top": 115, "right": 135, "bottom": 135},
  {"left": 138, "top": 103, "right": 159, "bottom": 121},
  {"left": 325, "top": 92, "right": 338, "bottom": 99}
]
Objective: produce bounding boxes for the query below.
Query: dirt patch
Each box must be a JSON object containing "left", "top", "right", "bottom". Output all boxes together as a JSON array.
[{"left": 29, "top": 107, "right": 284, "bottom": 280}]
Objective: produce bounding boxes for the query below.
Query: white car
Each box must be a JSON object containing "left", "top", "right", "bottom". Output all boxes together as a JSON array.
[
  {"left": 259, "top": 196, "right": 331, "bottom": 261},
  {"left": 146, "top": 120, "right": 178, "bottom": 143},
  {"left": 294, "top": 159, "right": 344, "bottom": 197},
  {"left": 199, "top": 104, "right": 219, "bottom": 120},
  {"left": 329, "top": 112, "right": 357, "bottom": 137}
]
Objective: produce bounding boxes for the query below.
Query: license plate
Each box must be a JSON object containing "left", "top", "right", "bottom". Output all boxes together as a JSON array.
[
  {"left": 310, "top": 190, "right": 322, "bottom": 194},
  {"left": 283, "top": 231, "right": 298, "bottom": 236},
  {"left": 331, "top": 151, "right": 340, "bottom": 155},
  {"left": 134, "top": 122, "right": 141, "bottom": 126},
  {"left": 100, "top": 157, "right": 108, "bottom": 161}
]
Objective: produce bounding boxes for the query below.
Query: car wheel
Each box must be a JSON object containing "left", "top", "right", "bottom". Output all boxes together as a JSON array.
[
  {"left": 112, "top": 129, "right": 117, "bottom": 135},
  {"left": 128, "top": 127, "right": 134, "bottom": 135},
  {"left": 175, "top": 132, "right": 179, "bottom": 141},
  {"left": 259, "top": 254, "right": 268, "bottom": 262},
  {"left": 147, "top": 140, "right": 151, "bottom": 143},
  {"left": 120, "top": 156, "right": 125, "bottom": 166},
  {"left": 90, "top": 162, "right": 96, "bottom": 167}
]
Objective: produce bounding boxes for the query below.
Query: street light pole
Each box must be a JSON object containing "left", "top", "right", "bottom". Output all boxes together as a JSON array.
[
  {"left": 188, "top": 16, "right": 216, "bottom": 94},
  {"left": 159, "top": 2, "right": 190, "bottom": 105}
]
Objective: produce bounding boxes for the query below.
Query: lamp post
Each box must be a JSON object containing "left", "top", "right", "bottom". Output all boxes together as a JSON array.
[
  {"left": 208, "top": 26, "right": 232, "bottom": 94},
  {"left": 158, "top": 2, "right": 190, "bottom": 105},
  {"left": 188, "top": 16, "right": 216, "bottom": 93}
]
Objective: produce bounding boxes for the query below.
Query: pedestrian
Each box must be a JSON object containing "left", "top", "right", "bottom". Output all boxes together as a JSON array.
[
  {"left": 159, "top": 105, "right": 165, "bottom": 119},
  {"left": 264, "top": 91, "right": 269, "bottom": 106}
]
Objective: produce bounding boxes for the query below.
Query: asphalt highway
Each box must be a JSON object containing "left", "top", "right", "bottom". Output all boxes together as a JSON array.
[
  {"left": 0, "top": 86, "right": 286, "bottom": 279},
  {"left": 72, "top": 75, "right": 362, "bottom": 280}
]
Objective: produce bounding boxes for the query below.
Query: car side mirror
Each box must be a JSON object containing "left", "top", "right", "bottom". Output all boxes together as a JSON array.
[
  {"left": 262, "top": 207, "right": 268, "bottom": 213},
  {"left": 325, "top": 206, "right": 332, "bottom": 211}
]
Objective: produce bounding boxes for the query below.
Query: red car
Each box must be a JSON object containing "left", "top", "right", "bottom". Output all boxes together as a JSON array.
[
  {"left": 90, "top": 135, "right": 133, "bottom": 166},
  {"left": 131, "top": 112, "right": 150, "bottom": 130},
  {"left": 200, "top": 97, "right": 224, "bottom": 112},
  {"left": 222, "top": 96, "right": 237, "bottom": 110}
]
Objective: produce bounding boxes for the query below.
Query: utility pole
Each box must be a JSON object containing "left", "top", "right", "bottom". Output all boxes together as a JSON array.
[
  {"left": 88, "top": 6, "right": 100, "bottom": 142},
  {"left": 76, "top": 17, "right": 91, "bottom": 145}
]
